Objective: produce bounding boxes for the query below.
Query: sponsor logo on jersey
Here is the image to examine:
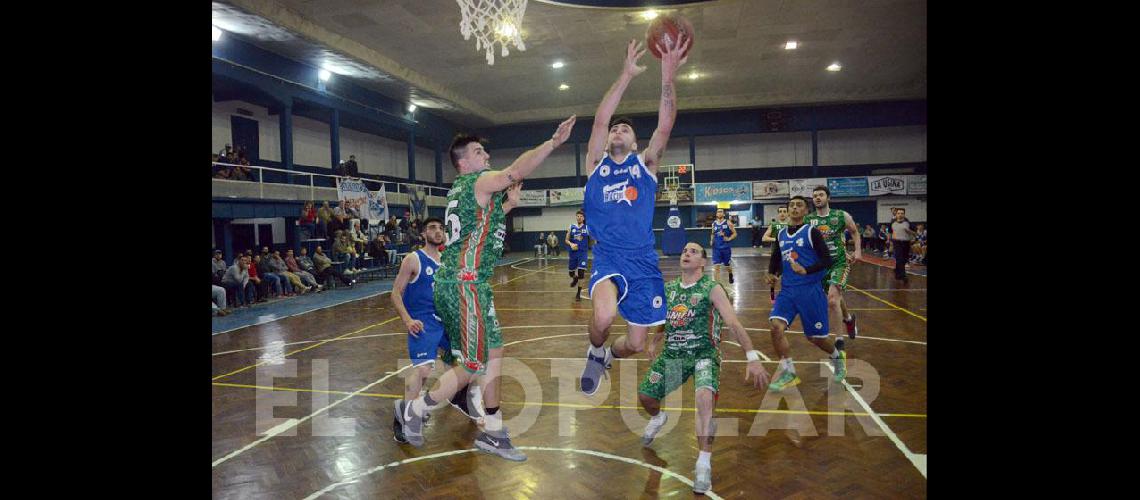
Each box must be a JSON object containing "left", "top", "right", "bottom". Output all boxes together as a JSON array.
[
  {"left": 796, "top": 238, "right": 804, "bottom": 247},
  {"left": 599, "top": 165, "right": 611, "bottom": 177},
  {"left": 652, "top": 295, "right": 663, "bottom": 308},
  {"left": 695, "top": 359, "right": 711, "bottom": 370},
  {"left": 690, "top": 294, "right": 701, "bottom": 306},
  {"left": 648, "top": 371, "right": 662, "bottom": 384},
  {"left": 668, "top": 304, "right": 690, "bottom": 327},
  {"left": 425, "top": 266, "right": 434, "bottom": 276},
  {"left": 603, "top": 180, "right": 637, "bottom": 206}
]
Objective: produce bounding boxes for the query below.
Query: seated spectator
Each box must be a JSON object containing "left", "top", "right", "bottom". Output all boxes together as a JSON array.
[
  {"left": 284, "top": 248, "right": 322, "bottom": 292},
  {"left": 367, "top": 233, "right": 389, "bottom": 267},
  {"left": 251, "top": 254, "right": 285, "bottom": 298},
  {"left": 212, "top": 249, "right": 227, "bottom": 285},
  {"left": 212, "top": 283, "right": 230, "bottom": 316},
  {"left": 399, "top": 211, "right": 412, "bottom": 234},
  {"left": 312, "top": 245, "right": 355, "bottom": 287},
  {"left": 218, "top": 144, "right": 234, "bottom": 163},
  {"left": 333, "top": 230, "right": 359, "bottom": 273},
  {"left": 350, "top": 219, "right": 368, "bottom": 255},
  {"left": 318, "top": 201, "right": 334, "bottom": 237},
  {"left": 221, "top": 255, "right": 256, "bottom": 307},
  {"left": 385, "top": 215, "right": 398, "bottom": 240},
  {"left": 329, "top": 202, "right": 348, "bottom": 237},
  {"left": 296, "top": 247, "right": 319, "bottom": 276},
  {"left": 270, "top": 250, "right": 308, "bottom": 295},
  {"left": 299, "top": 201, "right": 319, "bottom": 240},
  {"left": 230, "top": 150, "right": 252, "bottom": 181},
  {"left": 911, "top": 224, "right": 927, "bottom": 264}
]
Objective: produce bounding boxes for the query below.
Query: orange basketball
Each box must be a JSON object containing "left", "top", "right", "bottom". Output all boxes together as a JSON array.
[{"left": 646, "top": 14, "right": 694, "bottom": 59}]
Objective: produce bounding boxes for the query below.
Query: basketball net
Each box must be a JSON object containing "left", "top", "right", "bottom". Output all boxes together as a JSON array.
[{"left": 456, "top": 0, "right": 529, "bottom": 65}]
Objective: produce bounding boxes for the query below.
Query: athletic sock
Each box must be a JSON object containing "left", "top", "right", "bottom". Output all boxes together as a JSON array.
[
  {"left": 697, "top": 451, "right": 712, "bottom": 468},
  {"left": 484, "top": 407, "right": 502, "bottom": 432},
  {"left": 589, "top": 343, "right": 606, "bottom": 358},
  {"left": 780, "top": 357, "right": 795, "bottom": 375}
]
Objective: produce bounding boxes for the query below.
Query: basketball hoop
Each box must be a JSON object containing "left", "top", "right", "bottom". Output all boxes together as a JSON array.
[{"left": 455, "top": 0, "right": 529, "bottom": 66}]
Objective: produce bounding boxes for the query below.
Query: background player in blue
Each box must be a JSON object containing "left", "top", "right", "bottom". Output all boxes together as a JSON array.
[
  {"left": 709, "top": 208, "right": 737, "bottom": 285},
  {"left": 765, "top": 196, "right": 847, "bottom": 391},
  {"left": 564, "top": 209, "right": 591, "bottom": 302},
  {"left": 578, "top": 35, "right": 691, "bottom": 395},
  {"left": 389, "top": 218, "right": 480, "bottom": 444}
]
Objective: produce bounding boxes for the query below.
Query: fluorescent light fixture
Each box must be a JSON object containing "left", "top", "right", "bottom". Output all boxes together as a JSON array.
[
  {"left": 552, "top": 61, "right": 565, "bottom": 69},
  {"left": 407, "top": 104, "right": 417, "bottom": 112},
  {"left": 784, "top": 40, "right": 798, "bottom": 50},
  {"left": 559, "top": 83, "right": 570, "bottom": 90},
  {"left": 212, "top": 26, "right": 222, "bottom": 42},
  {"left": 641, "top": 10, "right": 659, "bottom": 20},
  {"left": 827, "top": 62, "right": 842, "bottom": 72},
  {"left": 318, "top": 69, "right": 331, "bottom": 81}
]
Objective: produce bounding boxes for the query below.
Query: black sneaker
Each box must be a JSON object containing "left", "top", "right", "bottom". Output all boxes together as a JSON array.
[
  {"left": 835, "top": 337, "right": 846, "bottom": 352},
  {"left": 392, "top": 415, "right": 408, "bottom": 444},
  {"left": 729, "top": 273, "right": 734, "bottom": 284}
]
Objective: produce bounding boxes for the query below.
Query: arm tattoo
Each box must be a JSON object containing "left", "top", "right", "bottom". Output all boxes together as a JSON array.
[
  {"left": 662, "top": 82, "right": 674, "bottom": 112},
  {"left": 506, "top": 171, "right": 517, "bottom": 183}
]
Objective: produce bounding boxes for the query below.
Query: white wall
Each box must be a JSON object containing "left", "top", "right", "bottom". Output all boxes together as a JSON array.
[
  {"left": 876, "top": 197, "right": 927, "bottom": 223},
  {"left": 514, "top": 207, "right": 581, "bottom": 232},
  {"left": 415, "top": 146, "right": 436, "bottom": 183},
  {"left": 212, "top": 100, "right": 281, "bottom": 162},
  {"left": 819, "top": 126, "right": 927, "bottom": 166},
  {"left": 292, "top": 115, "right": 331, "bottom": 168},
  {"left": 695, "top": 132, "right": 812, "bottom": 171},
  {"left": 340, "top": 128, "right": 407, "bottom": 177}
]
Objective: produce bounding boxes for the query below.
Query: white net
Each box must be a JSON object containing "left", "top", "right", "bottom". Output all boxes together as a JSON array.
[{"left": 456, "top": 0, "right": 529, "bottom": 66}]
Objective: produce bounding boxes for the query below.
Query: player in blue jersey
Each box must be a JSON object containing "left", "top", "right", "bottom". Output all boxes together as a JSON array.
[
  {"left": 765, "top": 196, "right": 847, "bottom": 391},
  {"left": 709, "top": 208, "right": 738, "bottom": 285},
  {"left": 564, "top": 209, "right": 591, "bottom": 302},
  {"left": 578, "top": 36, "right": 691, "bottom": 395},
  {"left": 389, "top": 218, "right": 481, "bottom": 443}
]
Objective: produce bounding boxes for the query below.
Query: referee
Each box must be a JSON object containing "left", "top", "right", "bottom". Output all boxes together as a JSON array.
[{"left": 890, "top": 208, "right": 916, "bottom": 282}]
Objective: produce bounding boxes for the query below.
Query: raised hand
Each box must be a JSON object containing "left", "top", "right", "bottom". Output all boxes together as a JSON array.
[
  {"left": 550, "top": 115, "right": 577, "bottom": 148},
  {"left": 657, "top": 31, "right": 692, "bottom": 79},
  {"left": 623, "top": 39, "right": 647, "bottom": 77}
]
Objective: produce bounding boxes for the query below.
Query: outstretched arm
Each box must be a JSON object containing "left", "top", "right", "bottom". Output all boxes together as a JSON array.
[
  {"left": 476, "top": 116, "right": 576, "bottom": 201},
  {"left": 584, "top": 40, "right": 647, "bottom": 171},
  {"left": 709, "top": 284, "right": 769, "bottom": 389},
  {"left": 641, "top": 32, "right": 691, "bottom": 174}
]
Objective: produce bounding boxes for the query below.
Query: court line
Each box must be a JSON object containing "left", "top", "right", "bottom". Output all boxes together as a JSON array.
[
  {"left": 211, "top": 362, "right": 415, "bottom": 468},
  {"left": 847, "top": 286, "right": 927, "bottom": 322},
  {"left": 857, "top": 257, "right": 927, "bottom": 277},
  {"left": 497, "top": 307, "right": 899, "bottom": 312},
  {"left": 493, "top": 288, "right": 926, "bottom": 293},
  {"left": 825, "top": 364, "right": 928, "bottom": 478},
  {"left": 742, "top": 328, "right": 926, "bottom": 346},
  {"left": 211, "top": 382, "right": 927, "bottom": 419},
  {"left": 303, "top": 447, "right": 723, "bottom": 500}
]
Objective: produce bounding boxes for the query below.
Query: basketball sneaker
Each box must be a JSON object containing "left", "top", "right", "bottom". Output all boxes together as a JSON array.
[
  {"left": 394, "top": 399, "right": 425, "bottom": 447},
  {"left": 392, "top": 414, "right": 408, "bottom": 444},
  {"left": 768, "top": 370, "right": 801, "bottom": 392},
  {"left": 579, "top": 345, "right": 613, "bottom": 395},
  {"left": 475, "top": 427, "right": 527, "bottom": 461},
  {"left": 693, "top": 463, "right": 712, "bottom": 494},
  {"left": 844, "top": 313, "right": 858, "bottom": 339},
  {"left": 642, "top": 413, "right": 668, "bottom": 447}
]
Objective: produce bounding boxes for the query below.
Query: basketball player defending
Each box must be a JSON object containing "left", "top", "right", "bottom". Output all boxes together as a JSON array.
[
  {"left": 565, "top": 209, "right": 591, "bottom": 302},
  {"left": 766, "top": 196, "right": 847, "bottom": 391},
  {"left": 807, "top": 186, "right": 862, "bottom": 344},
  {"left": 390, "top": 218, "right": 482, "bottom": 444},
  {"left": 394, "top": 116, "right": 577, "bottom": 460},
  {"left": 639, "top": 242, "right": 769, "bottom": 494},
  {"left": 579, "top": 36, "right": 691, "bottom": 395},
  {"left": 762, "top": 206, "right": 790, "bottom": 304},
  {"left": 709, "top": 208, "right": 737, "bottom": 284}
]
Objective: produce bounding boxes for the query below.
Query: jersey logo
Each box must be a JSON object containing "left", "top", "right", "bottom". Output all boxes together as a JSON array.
[
  {"left": 652, "top": 295, "right": 663, "bottom": 308},
  {"left": 648, "top": 371, "right": 662, "bottom": 384},
  {"left": 796, "top": 238, "right": 804, "bottom": 247},
  {"left": 425, "top": 267, "right": 434, "bottom": 276},
  {"left": 814, "top": 322, "right": 823, "bottom": 329},
  {"left": 599, "top": 165, "right": 611, "bottom": 177},
  {"left": 603, "top": 180, "right": 637, "bottom": 206},
  {"left": 689, "top": 294, "right": 701, "bottom": 306},
  {"left": 695, "top": 359, "right": 711, "bottom": 370}
]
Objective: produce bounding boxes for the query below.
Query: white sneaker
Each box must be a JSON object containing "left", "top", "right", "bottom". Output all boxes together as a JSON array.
[
  {"left": 642, "top": 413, "right": 668, "bottom": 447},
  {"left": 693, "top": 463, "right": 712, "bottom": 494}
]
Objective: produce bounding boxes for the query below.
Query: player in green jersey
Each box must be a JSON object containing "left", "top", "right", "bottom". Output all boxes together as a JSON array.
[
  {"left": 638, "top": 242, "right": 769, "bottom": 494},
  {"left": 807, "top": 186, "right": 862, "bottom": 344},
  {"left": 761, "top": 206, "right": 790, "bottom": 304},
  {"left": 394, "top": 115, "right": 577, "bottom": 461}
]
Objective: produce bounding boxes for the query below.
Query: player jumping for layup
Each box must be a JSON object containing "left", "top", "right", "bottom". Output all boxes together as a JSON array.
[
  {"left": 579, "top": 35, "right": 691, "bottom": 395},
  {"left": 394, "top": 116, "right": 577, "bottom": 460}
]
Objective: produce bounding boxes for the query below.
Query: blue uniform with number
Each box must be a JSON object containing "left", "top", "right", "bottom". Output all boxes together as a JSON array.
[
  {"left": 567, "top": 223, "right": 590, "bottom": 270},
  {"left": 770, "top": 224, "right": 830, "bottom": 338},
  {"left": 711, "top": 219, "right": 732, "bottom": 265},
  {"left": 583, "top": 153, "right": 665, "bottom": 326},
  {"left": 404, "top": 249, "right": 449, "bottom": 366}
]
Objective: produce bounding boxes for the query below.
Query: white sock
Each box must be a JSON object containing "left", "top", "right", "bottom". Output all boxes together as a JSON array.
[
  {"left": 649, "top": 412, "right": 666, "bottom": 426},
  {"left": 780, "top": 358, "right": 795, "bottom": 374},
  {"left": 484, "top": 410, "right": 503, "bottom": 432},
  {"left": 589, "top": 344, "right": 607, "bottom": 357},
  {"left": 697, "top": 451, "right": 712, "bottom": 468},
  {"left": 829, "top": 349, "right": 840, "bottom": 359}
]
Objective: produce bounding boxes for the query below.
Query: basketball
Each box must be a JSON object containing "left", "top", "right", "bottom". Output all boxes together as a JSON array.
[{"left": 646, "top": 14, "right": 694, "bottom": 59}]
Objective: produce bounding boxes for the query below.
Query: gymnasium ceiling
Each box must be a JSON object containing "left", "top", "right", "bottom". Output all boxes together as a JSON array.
[{"left": 212, "top": 0, "right": 927, "bottom": 128}]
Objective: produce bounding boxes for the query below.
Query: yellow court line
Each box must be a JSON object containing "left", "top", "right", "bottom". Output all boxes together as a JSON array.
[
  {"left": 848, "top": 285, "right": 927, "bottom": 322},
  {"left": 211, "top": 315, "right": 401, "bottom": 381},
  {"left": 211, "top": 382, "right": 926, "bottom": 419},
  {"left": 211, "top": 262, "right": 553, "bottom": 382}
]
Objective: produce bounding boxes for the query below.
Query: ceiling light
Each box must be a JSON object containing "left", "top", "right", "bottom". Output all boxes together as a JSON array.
[
  {"left": 559, "top": 83, "right": 570, "bottom": 90},
  {"left": 318, "top": 69, "right": 331, "bottom": 81},
  {"left": 212, "top": 26, "right": 222, "bottom": 42},
  {"left": 407, "top": 104, "right": 417, "bottom": 112},
  {"left": 641, "top": 10, "right": 659, "bottom": 21},
  {"left": 784, "top": 41, "right": 798, "bottom": 50},
  {"left": 827, "top": 62, "right": 842, "bottom": 72},
  {"left": 552, "top": 61, "right": 565, "bottom": 69}
]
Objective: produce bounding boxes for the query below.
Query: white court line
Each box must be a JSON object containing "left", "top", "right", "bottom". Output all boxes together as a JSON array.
[
  {"left": 512, "top": 356, "right": 825, "bottom": 365},
  {"left": 303, "top": 446, "right": 722, "bottom": 500},
  {"left": 743, "top": 327, "right": 926, "bottom": 345},
  {"left": 211, "top": 363, "right": 414, "bottom": 468},
  {"left": 823, "top": 362, "right": 927, "bottom": 478}
]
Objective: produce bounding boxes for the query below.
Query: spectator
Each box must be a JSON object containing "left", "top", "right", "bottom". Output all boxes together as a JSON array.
[
  {"left": 546, "top": 232, "right": 560, "bottom": 256},
  {"left": 385, "top": 215, "right": 399, "bottom": 243},
  {"left": 367, "top": 233, "right": 390, "bottom": 267},
  {"left": 296, "top": 247, "right": 319, "bottom": 277},
  {"left": 877, "top": 224, "right": 890, "bottom": 256},
  {"left": 751, "top": 225, "right": 762, "bottom": 248},
  {"left": 212, "top": 249, "right": 228, "bottom": 284},
  {"left": 345, "top": 155, "right": 359, "bottom": 177},
  {"left": 862, "top": 224, "right": 876, "bottom": 253},
  {"left": 284, "top": 248, "right": 322, "bottom": 292},
  {"left": 212, "top": 284, "right": 230, "bottom": 316},
  {"left": 329, "top": 202, "right": 348, "bottom": 237},
  {"left": 536, "top": 232, "right": 547, "bottom": 256},
  {"left": 270, "top": 250, "right": 308, "bottom": 295},
  {"left": 252, "top": 254, "right": 285, "bottom": 298},
  {"left": 350, "top": 219, "right": 368, "bottom": 255},
  {"left": 212, "top": 154, "right": 232, "bottom": 179},
  {"left": 218, "top": 144, "right": 234, "bottom": 163},
  {"left": 299, "top": 201, "right": 319, "bottom": 240},
  {"left": 221, "top": 255, "right": 256, "bottom": 307},
  {"left": 910, "top": 224, "right": 927, "bottom": 265},
  {"left": 399, "top": 211, "right": 411, "bottom": 234},
  {"left": 230, "top": 150, "right": 252, "bottom": 181},
  {"left": 312, "top": 245, "right": 355, "bottom": 287},
  {"left": 318, "top": 201, "right": 334, "bottom": 237},
  {"left": 333, "top": 230, "right": 359, "bottom": 273},
  {"left": 261, "top": 248, "right": 296, "bottom": 296}
]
